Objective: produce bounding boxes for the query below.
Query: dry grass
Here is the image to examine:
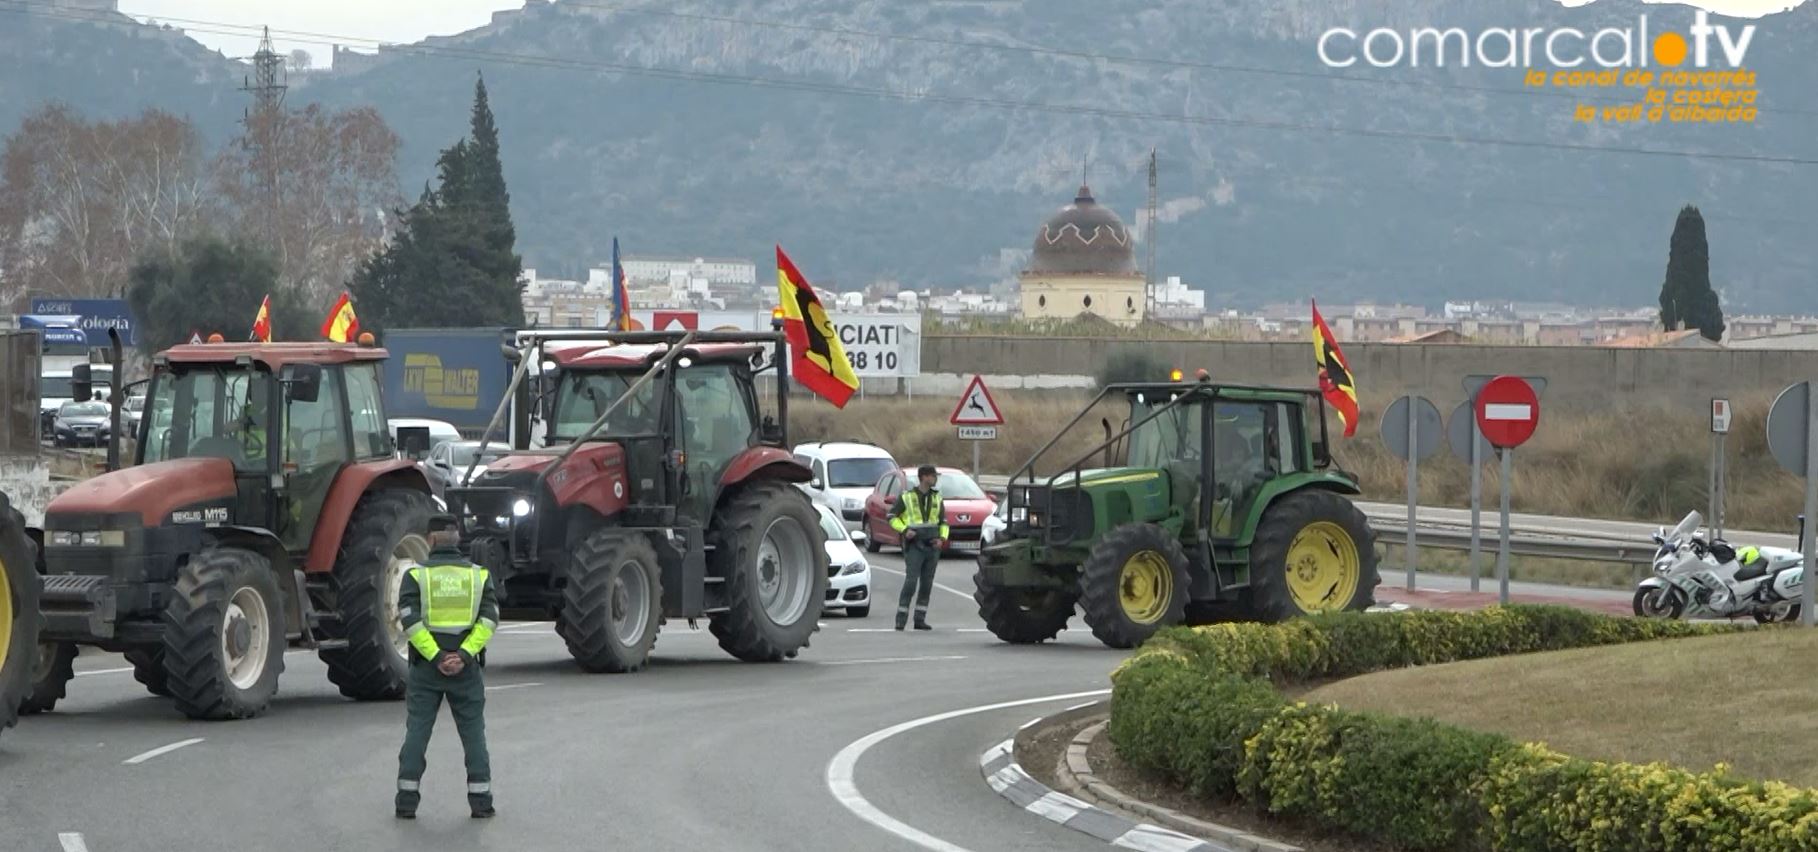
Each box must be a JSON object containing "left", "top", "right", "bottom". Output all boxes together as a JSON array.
[
  {"left": 1303, "top": 628, "right": 1818, "bottom": 786},
  {"left": 789, "top": 389, "right": 1803, "bottom": 534}
]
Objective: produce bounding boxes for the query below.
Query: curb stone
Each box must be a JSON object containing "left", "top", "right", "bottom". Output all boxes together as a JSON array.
[{"left": 1062, "top": 721, "right": 1302, "bottom": 852}]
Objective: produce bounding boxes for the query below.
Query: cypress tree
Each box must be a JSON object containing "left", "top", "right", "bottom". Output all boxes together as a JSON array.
[{"left": 1659, "top": 204, "right": 1724, "bottom": 342}]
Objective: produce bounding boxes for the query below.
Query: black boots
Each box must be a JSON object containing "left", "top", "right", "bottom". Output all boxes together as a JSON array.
[{"left": 914, "top": 620, "right": 932, "bottom": 631}]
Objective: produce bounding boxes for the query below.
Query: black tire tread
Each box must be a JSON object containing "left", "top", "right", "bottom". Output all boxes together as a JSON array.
[
  {"left": 319, "top": 489, "right": 430, "bottom": 700},
  {"left": 557, "top": 531, "right": 663, "bottom": 673},
  {"left": 19, "top": 641, "right": 75, "bottom": 714},
  {"left": 162, "top": 547, "right": 285, "bottom": 720},
  {"left": 1243, "top": 490, "right": 1380, "bottom": 622},
  {"left": 974, "top": 566, "right": 1074, "bottom": 644},
  {"left": 125, "top": 648, "right": 171, "bottom": 697},
  {"left": 0, "top": 492, "right": 41, "bottom": 733},
  {"left": 708, "top": 481, "right": 827, "bottom": 663},
  {"left": 1077, "top": 523, "right": 1191, "bottom": 649}
]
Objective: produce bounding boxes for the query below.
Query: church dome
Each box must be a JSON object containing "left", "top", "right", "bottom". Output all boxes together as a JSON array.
[{"left": 1029, "top": 185, "right": 1138, "bottom": 276}]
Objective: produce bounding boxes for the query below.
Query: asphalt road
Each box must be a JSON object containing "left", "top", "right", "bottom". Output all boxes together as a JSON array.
[{"left": 1, "top": 551, "right": 1127, "bottom": 852}]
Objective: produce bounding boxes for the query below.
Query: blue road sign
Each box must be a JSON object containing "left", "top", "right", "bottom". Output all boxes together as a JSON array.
[{"left": 29, "top": 298, "right": 137, "bottom": 346}]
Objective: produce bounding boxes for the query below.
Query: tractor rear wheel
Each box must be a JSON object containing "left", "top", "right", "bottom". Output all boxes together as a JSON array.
[
  {"left": 0, "top": 492, "right": 41, "bottom": 737},
  {"left": 20, "top": 641, "right": 75, "bottom": 714},
  {"left": 1078, "top": 523, "right": 1191, "bottom": 649},
  {"left": 125, "top": 648, "right": 171, "bottom": 697},
  {"left": 974, "top": 568, "right": 1074, "bottom": 644},
  {"left": 709, "top": 481, "right": 827, "bottom": 662},
  {"left": 320, "top": 490, "right": 430, "bottom": 700},
  {"left": 162, "top": 547, "right": 286, "bottom": 720},
  {"left": 1242, "top": 491, "right": 1379, "bottom": 622},
  {"left": 558, "top": 531, "right": 663, "bottom": 673}
]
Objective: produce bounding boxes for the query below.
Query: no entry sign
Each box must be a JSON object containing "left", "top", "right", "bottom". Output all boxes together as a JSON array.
[{"left": 1475, "top": 375, "right": 1540, "bottom": 449}]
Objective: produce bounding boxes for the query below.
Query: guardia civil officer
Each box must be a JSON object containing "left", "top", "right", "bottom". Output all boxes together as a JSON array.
[
  {"left": 889, "top": 464, "right": 949, "bottom": 630},
  {"left": 395, "top": 514, "right": 499, "bottom": 819}
]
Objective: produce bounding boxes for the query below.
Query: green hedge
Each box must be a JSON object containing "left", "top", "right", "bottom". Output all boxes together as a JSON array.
[{"left": 1107, "top": 606, "right": 1818, "bottom": 851}]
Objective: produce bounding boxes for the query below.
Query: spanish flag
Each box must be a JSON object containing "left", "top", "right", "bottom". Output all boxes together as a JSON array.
[
  {"left": 321, "top": 291, "right": 359, "bottom": 343},
  {"left": 250, "top": 295, "right": 272, "bottom": 343},
  {"left": 775, "top": 246, "right": 860, "bottom": 408},
  {"left": 1311, "top": 299, "right": 1358, "bottom": 438}
]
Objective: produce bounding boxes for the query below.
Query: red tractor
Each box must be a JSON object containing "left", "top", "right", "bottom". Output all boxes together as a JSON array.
[
  {"left": 446, "top": 330, "right": 826, "bottom": 672},
  {"left": 25, "top": 340, "right": 433, "bottom": 720}
]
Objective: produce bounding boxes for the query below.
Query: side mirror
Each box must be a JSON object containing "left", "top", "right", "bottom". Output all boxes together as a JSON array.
[
  {"left": 848, "top": 529, "right": 865, "bottom": 543},
  {"left": 760, "top": 416, "right": 783, "bottom": 445},
  {"left": 281, "top": 363, "right": 323, "bottom": 403},
  {"left": 501, "top": 343, "right": 524, "bottom": 363},
  {"left": 396, "top": 426, "right": 432, "bottom": 460},
  {"left": 70, "top": 364, "right": 93, "bottom": 403},
  {"left": 810, "top": 478, "right": 824, "bottom": 490}
]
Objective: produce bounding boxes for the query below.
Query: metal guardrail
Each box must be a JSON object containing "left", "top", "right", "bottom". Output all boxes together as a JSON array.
[{"left": 977, "top": 474, "right": 1659, "bottom": 565}]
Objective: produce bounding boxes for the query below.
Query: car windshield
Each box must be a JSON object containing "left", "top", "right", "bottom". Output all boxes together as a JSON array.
[
  {"left": 550, "top": 370, "right": 660, "bottom": 442},
  {"left": 60, "top": 402, "right": 107, "bottom": 417},
  {"left": 124, "top": 396, "right": 145, "bottom": 412},
  {"left": 829, "top": 457, "right": 895, "bottom": 489},
  {"left": 937, "top": 472, "right": 987, "bottom": 499},
  {"left": 450, "top": 445, "right": 508, "bottom": 468},
  {"left": 817, "top": 508, "right": 846, "bottom": 539}
]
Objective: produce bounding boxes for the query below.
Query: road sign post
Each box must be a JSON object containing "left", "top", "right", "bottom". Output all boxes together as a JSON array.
[
  {"left": 950, "top": 375, "right": 1005, "bottom": 478},
  {"left": 1380, "top": 394, "right": 1443, "bottom": 590},
  {"left": 1767, "top": 383, "right": 1818, "bottom": 627},
  {"left": 1711, "top": 399, "right": 1731, "bottom": 540},
  {"left": 1476, "top": 375, "right": 1541, "bottom": 605},
  {"left": 1447, "top": 399, "right": 1494, "bottom": 592}
]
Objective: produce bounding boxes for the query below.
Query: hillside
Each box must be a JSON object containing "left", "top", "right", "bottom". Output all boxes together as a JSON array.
[{"left": 3, "top": 0, "right": 1814, "bottom": 310}]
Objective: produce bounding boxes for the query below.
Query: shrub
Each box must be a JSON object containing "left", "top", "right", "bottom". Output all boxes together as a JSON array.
[{"left": 1108, "top": 606, "right": 1805, "bottom": 852}]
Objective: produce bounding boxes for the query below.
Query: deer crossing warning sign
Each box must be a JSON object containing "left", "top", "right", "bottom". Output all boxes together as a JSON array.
[{"left": 949, "top": 375, "right": 1004, "bottom": 426}]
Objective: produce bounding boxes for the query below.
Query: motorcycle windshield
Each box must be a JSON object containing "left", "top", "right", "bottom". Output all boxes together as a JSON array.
[{"left": 1666, "top": 511, "right": 1702, "bottom": 544}]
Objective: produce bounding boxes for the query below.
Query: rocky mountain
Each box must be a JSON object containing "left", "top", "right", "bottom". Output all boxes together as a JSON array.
[{"left": 3, "top": 0, "right": 1815, "bottom": 311}]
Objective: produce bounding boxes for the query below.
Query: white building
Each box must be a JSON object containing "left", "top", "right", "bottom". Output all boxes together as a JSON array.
[
  {"left": 612, "top": 256, "right": 757, "bottom": 290},
  {"left": 1152, "top": 276, "right": 1206, "bottom": 315}
]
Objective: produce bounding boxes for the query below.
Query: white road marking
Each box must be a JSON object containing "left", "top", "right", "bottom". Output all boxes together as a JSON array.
[
  {"left": 847, "top": 628, "right": 900, "bottom": 633},
  {"left": 123, "top": 737, "right": 205, "bottom": 765},
  {"left": 1112, "top": 825, "right": 1209, "bottom": 851},
  {"left": 956, "top": 628, "right": 990, "bottom": 633},
  {"left": 1018, "top": 717, "right": 1043, "bottom": 730},
  {"left": 484, "top": 682, "right": 542, "bottom": 692},
  {"left": 869, "top": 565, "right": 974, "bottom": 601},
  {"left": 75, "top": 666, "right": 134, "bottom": 677},
  {"left": 1065, "top": 700, "right": 1103, "bottom": 712},
  {"left": 826, "top": 688, "right": 1111, "bottom": 852},
  {"left": 819, "top": 655, "right": 967, "bottom": 666},
  {"left": 59, "top": 833, "right": 89, "bottom": 852}
]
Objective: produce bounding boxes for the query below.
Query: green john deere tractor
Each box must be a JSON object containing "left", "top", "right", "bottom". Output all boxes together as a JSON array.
[{"left": 974, "top": 376, "right": 1380, "bottom": 649}]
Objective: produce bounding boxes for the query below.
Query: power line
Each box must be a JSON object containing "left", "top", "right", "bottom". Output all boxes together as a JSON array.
[{"left": 3, "top": 0, "right": 1815, "bottom": 167}]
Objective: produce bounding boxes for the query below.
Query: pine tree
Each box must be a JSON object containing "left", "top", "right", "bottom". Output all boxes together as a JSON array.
[
  {"left": 350, "top": 75, "right": 525, "bottom": 330},
  {"left": 1658, "top": 204, "right": 1725, "bottom": 342}
]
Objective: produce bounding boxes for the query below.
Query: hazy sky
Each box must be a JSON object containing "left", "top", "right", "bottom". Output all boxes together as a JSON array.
[{"left": 122, "top": 1, "right": 525, "bottom": 64}]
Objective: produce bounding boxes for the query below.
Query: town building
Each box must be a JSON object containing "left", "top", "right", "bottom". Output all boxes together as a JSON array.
[{"left": 1018, "top": 185, "right": 1146, "bottom": 327}]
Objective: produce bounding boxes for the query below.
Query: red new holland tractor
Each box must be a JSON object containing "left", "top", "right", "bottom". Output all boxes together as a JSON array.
[{"left": 446, "top": 329, "right": 827, "bottom": 672}]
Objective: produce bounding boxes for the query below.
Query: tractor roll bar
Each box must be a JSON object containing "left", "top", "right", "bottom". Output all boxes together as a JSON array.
[{"left": 463, "top": 329, "right": 540, "bottom": 486}]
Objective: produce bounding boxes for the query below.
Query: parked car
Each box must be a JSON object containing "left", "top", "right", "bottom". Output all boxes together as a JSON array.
[
  {"left": 52, "top": 401, "right": 110, "bottom": 448},
  {"left": 816, "top": 503, "right": 871, "bottom": 618},
  {"left": 861, "top": 466, "right": 1003, "bottom": 555},
  {"left": 792, "top": 441, "right": 899, "bottom": 527},
  {"left": 424, "top": 440, "right": 510, "bottom": 499},
  {"left": 388, "top": 417, "right": 462, "bottom": 456},
  {"left": 981, "top": 496, "right": 1010, "bottom": 547},
  {"left": 122, "top": 394, "right": 146, "bottom": 435}
]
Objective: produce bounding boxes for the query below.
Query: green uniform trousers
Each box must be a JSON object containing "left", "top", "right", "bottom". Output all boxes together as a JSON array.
[
  {"left": 896, "top": 544, "right": 940, "bottom": 624},
  {"left": 396, "top": 661, "right": 491, "bottom": 810}
]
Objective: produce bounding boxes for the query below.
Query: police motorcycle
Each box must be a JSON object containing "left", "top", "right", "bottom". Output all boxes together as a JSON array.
[{"left": 1633, "top": 511, "right": 1806, "bottom": 624}]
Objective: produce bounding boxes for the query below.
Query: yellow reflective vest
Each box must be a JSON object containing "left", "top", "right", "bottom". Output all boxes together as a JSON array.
[
  {"left": 398, "top": 556, "right": 499, "bottom": 662},
  {"left": 889, "top": 488, "right": 949, "bottom": 541}
]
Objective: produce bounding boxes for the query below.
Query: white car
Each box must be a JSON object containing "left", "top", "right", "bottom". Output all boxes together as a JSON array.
[
  {"left": 816, "top": 503, "right": 871, "bottom": 618},
  {"left": 981, "top": 496, "right": 1009, "bottom": 547},
  {"left": 793, "top": 441, "right": 898, "bottom": 529},
  {"left": 389, "top": 418, "right": 462, "bottom": 456}
]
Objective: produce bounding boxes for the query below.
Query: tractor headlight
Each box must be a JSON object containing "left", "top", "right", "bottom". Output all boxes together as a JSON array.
[
  {"left": 49, "top": 531, "right": 77, "bottom": 547},
  {"left": 511, "top": 498, "right": 533, "bottom": 518},
  {"left": 51, "top": 530, "right": 125, "bottom": 547}
]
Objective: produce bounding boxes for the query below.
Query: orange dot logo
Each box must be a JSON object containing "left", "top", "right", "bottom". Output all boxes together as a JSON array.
[{"left": 1653, "top": 32, "right": 1688, "bottom": 67}]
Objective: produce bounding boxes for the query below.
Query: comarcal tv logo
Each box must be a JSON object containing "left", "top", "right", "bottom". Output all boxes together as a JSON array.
[{"left": 1314, "top": 0, "right": 1797, "bottom": 124}]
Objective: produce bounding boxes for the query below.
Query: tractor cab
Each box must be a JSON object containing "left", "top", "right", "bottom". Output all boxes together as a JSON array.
[{"left": 981, "top": 375, "right": 1379, "bottom": 650}]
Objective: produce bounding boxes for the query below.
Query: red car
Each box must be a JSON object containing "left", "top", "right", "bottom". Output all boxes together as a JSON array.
[{"left": 861, "top": 466, "right": 999, "bottom": 555}]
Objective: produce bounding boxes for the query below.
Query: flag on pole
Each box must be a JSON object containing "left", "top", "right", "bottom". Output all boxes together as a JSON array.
[
  {"left": 775, "top": 245, "right": 860, "bottom": 408},
  {"left": 321, "top": 291, "right": 360, "bottom": 343},
  {"left": 610, "top": 236, "right": 632, "bottom": 331},
  {"left": 1311, "top": 299, "right": 1359, "bottom": 438},
  {"left": 250, "top": 295, "right": 272, "bottom": 343}
]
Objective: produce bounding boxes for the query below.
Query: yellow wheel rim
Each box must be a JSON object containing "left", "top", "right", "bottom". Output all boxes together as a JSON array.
[
  {"left": 0, "top": 555, "right": 13, "bottom": 667},
  {"left": 1118, "top": 551, "right": 1174, "bottom": 624},
  {"left": 1286, "top": 521, "right": 1360, "bottom": 613}
]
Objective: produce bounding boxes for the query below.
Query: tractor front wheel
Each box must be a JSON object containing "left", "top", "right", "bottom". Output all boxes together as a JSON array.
[
  {"left": 974, "top": 568, "right": 1074, "bottom": 645},
  {"left": 1242, "top": 491, "right": 1379, "bottom": 622},
  {"left": 19, "top": 641, "right": 76, "bottom": 714},
  {"left": 709, "top": 481, "right": 827, "bottom": 662},
  {"left": 320, "top": 489, "right": 430, "bottom": 701},
  {"left": 125, "top": 648, "right": 171, "bottom": 697},
  {"left": 0, "top": 492, "right": 42, "bottom": 737},
  {"left": 1077, "top": 523, "right": 1190, "bottom": 649},
  {"left": 558, "top": 531, "right": 663, "bottom": 673},
  {"left": 162, "top": 547, "right": 286, "bottom": 720}
]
